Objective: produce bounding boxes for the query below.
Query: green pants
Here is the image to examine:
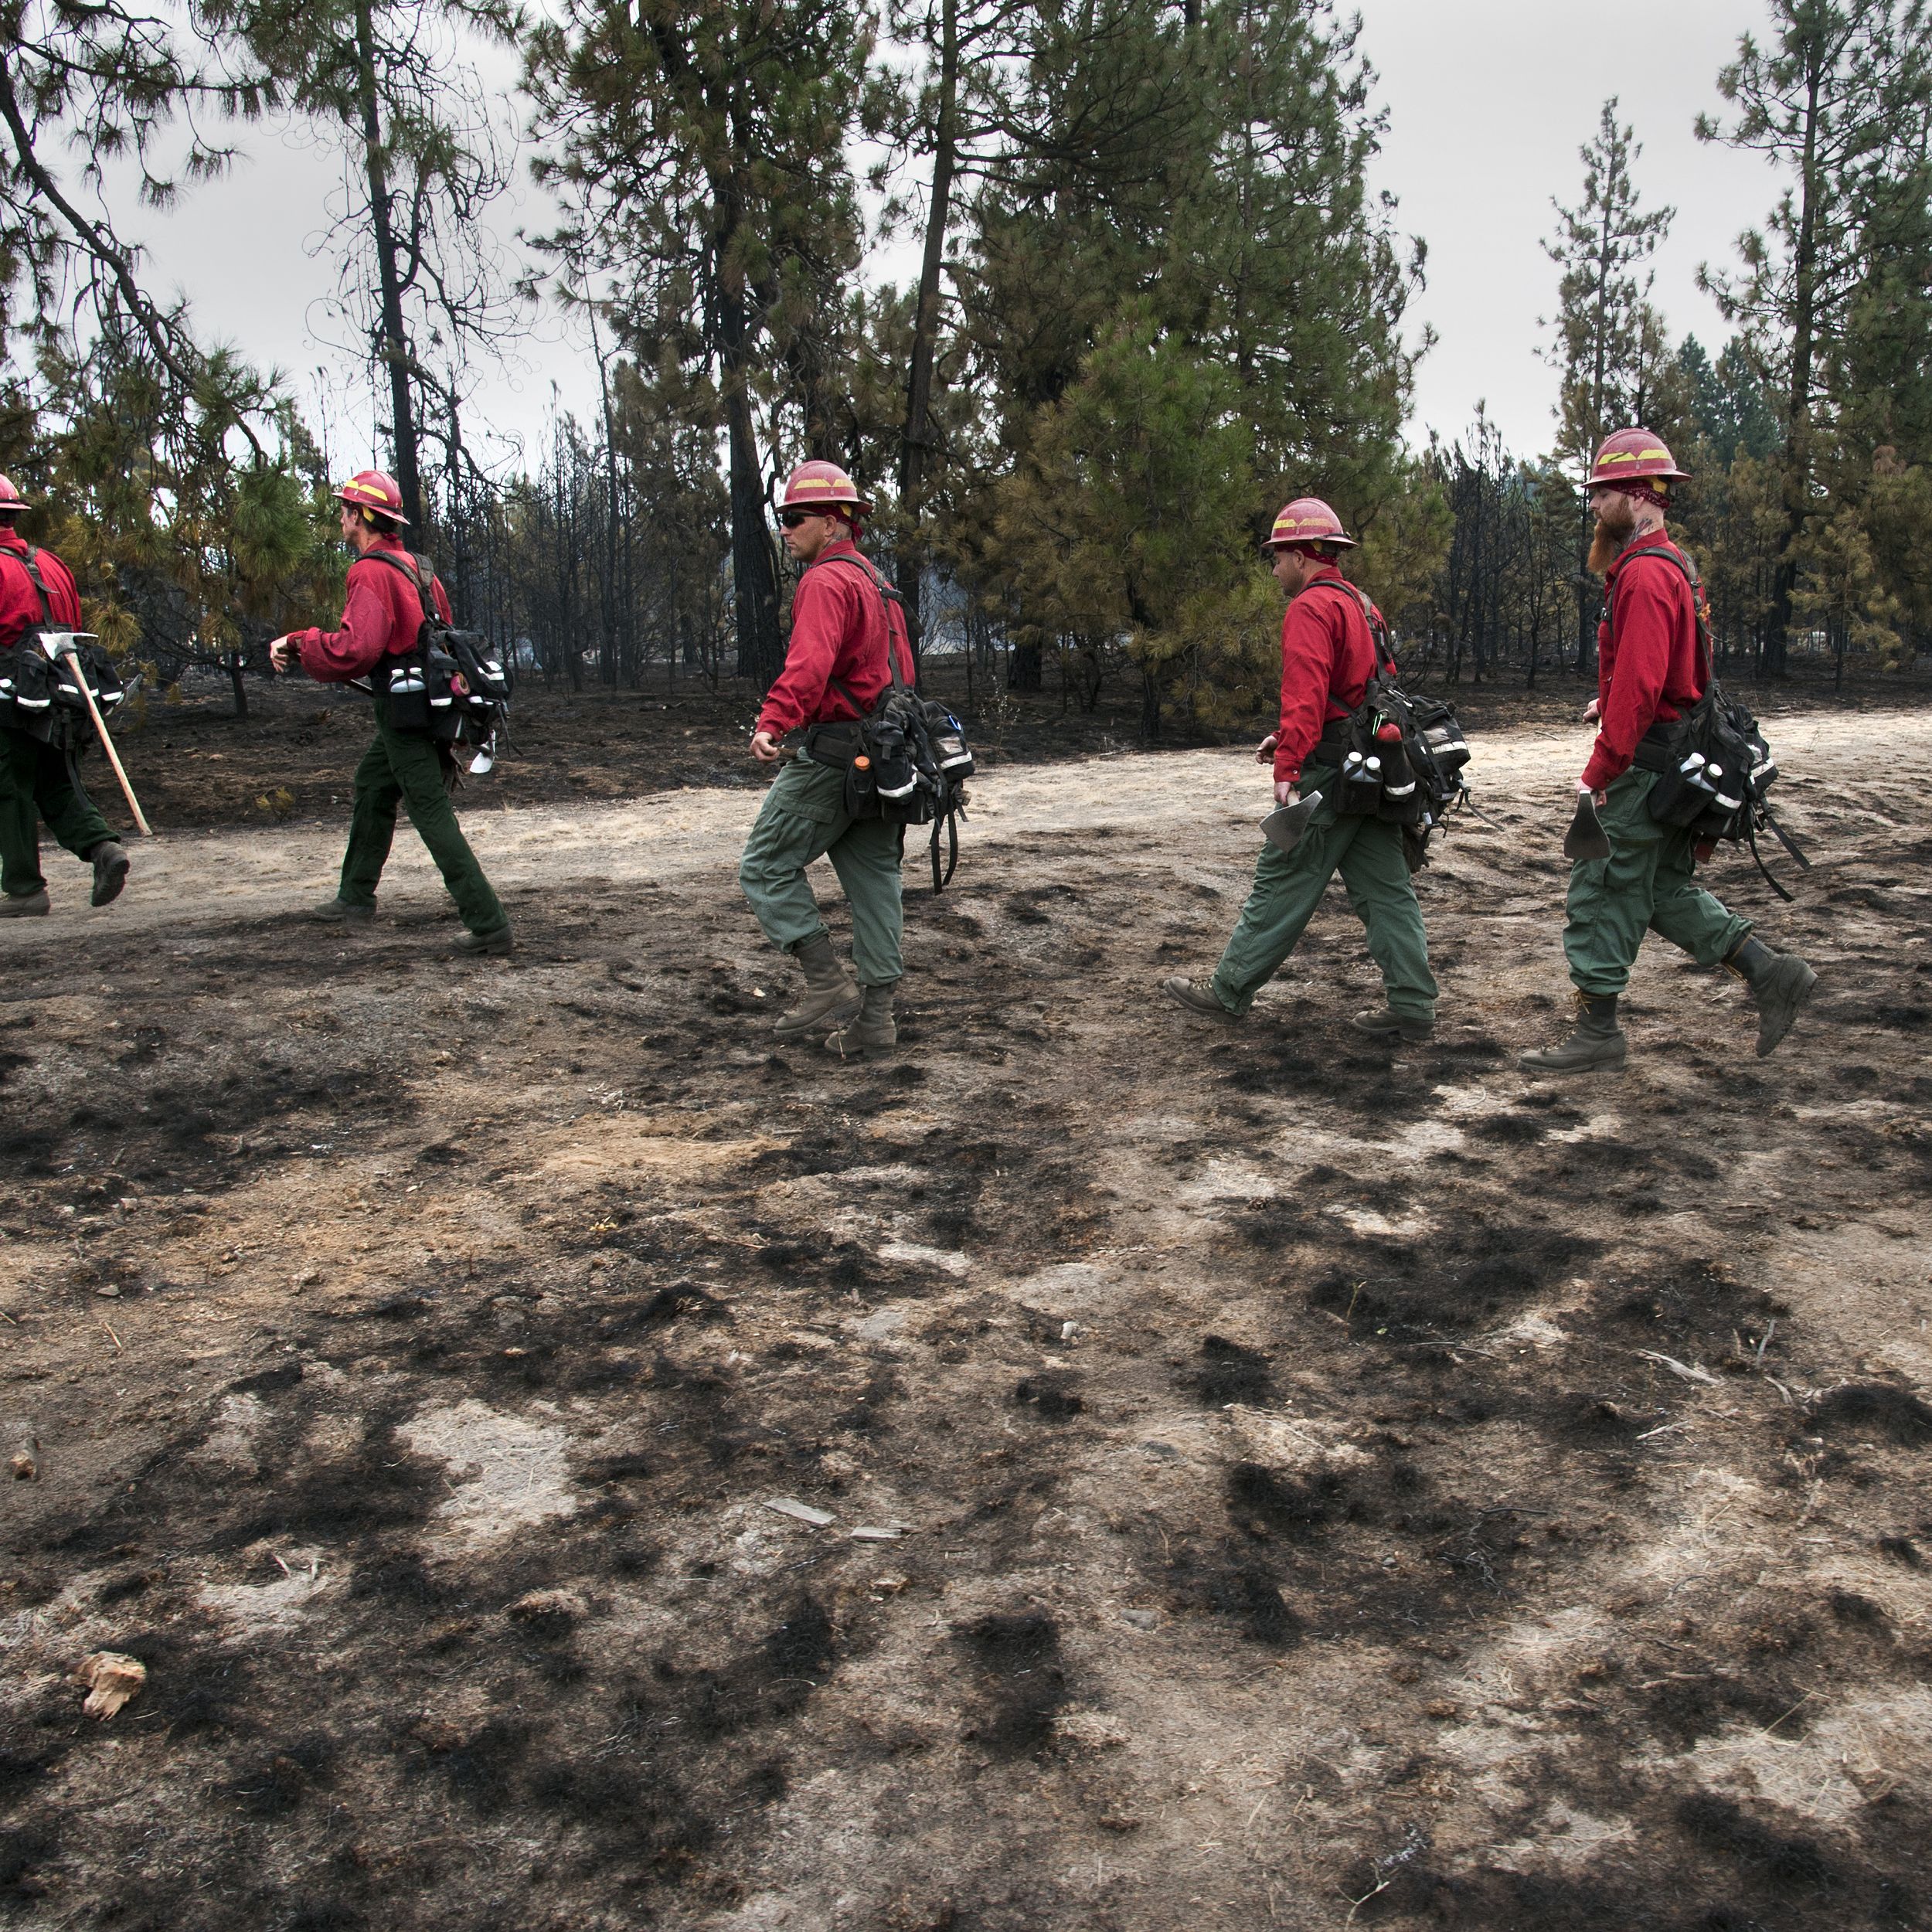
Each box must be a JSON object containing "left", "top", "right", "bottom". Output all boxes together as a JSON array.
[
  {"left": 338, "top": 696, "right": 505, "bottom": 935},
  {"left": 0, "top": 726, "right": 113, "bottom": 900},
  {"left": 738, "top": 756, "right": 904, "bottom": 985},
  {"left": 1209, "top": 772, "right": 1437, "bottom": 1020},
  {"left": 1563, "top": 766, "right": 1750, "bottom": 996}
]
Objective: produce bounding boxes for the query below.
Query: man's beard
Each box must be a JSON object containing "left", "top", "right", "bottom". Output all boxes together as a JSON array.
[{"left": 1588, "top": 492, "right": 1639, "bottom": 573}]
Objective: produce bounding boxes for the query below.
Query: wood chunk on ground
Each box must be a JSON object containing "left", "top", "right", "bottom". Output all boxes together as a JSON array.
[{"left": 77, "top": 1651, "right": 147, "bottom": 1719}]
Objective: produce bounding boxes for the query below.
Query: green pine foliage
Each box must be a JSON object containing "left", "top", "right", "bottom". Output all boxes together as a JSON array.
[{"left": 2, "top": 0, "right": 1928, "bottom": 709}]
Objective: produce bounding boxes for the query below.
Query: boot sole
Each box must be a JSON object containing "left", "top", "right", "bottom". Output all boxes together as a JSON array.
[
  {"left": 456, "top": 929, "right": 514, "bottom": 957},
  {"left": 1517, "top": 1047, "right": 1628, "bottom": 1073},
  {"left": 91, "top": 859, "right": 131, "bottom": 908},
  {"left": 826, "top": 1033, "right": 897, "bottom": 1060},
  {"left": 774, "top": 995, "right": 861, "bottom": 1042},
  {"left": 1162, "top": 978, "right": 1237, "bottom": 1020}
]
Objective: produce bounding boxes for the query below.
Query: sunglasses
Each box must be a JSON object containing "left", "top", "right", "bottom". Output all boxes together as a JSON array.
[{"left": 777, "top": 510, "right": 821, "bottom": 529}]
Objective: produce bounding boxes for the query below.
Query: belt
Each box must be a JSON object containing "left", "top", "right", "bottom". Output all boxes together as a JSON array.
[
  {"left": 1304, "top": 716, "right": 1352, "bottom": 768},
  {"left": 802, "top": 719, "right": 863, "bottom": 761},
  {"left": 1631, "top": 719, "right": 1679, "bottom": 774}
]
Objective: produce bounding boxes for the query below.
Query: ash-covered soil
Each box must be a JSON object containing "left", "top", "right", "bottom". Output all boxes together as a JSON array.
[{"left": 3, "top": 709, "right": 1931, "bottom": 1931}]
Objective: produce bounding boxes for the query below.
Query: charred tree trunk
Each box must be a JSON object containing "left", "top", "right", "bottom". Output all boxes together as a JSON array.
[
  {"left": 352, "top": 0, "right": 423, "bottom": 534},
  {"left": 896, "top": 0, "right": 959, "bottom": 661},
  {"left": 1766, "top": 57, "right": 1824, "bottom": 679},
  {"left": 719, "top": 274, "right": 782, "bottom": 687}
]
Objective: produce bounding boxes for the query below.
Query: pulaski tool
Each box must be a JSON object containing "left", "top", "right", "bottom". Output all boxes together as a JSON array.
[
  {"left": 46, "top": 634, "right": 151, "bottom": 836},
  {"left": 1563, "top": 789, "right": 1612, "bottom": 862},
  {"left": 1260, "top": 794, "right": 1319, "bottom": 855}
]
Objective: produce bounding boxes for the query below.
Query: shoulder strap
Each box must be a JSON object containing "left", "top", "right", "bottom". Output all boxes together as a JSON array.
[
  {"left": 356, "top": 548, "right": 438, "bottom": 624},
  {"left": 1301, "top": 577, "right": 1397, "bottom": 679},
  {"left": 804, "top": 550, "right": 910, "bottom": 696},
  {"left": 1611, "top": 542, "right": 1711, "bottom": 689},
  {"left": 1619, "top": 543, "right": 1698, "bottom": 589},
  {"left": 2, "top": 545, "right": 56, "bottom": 626}
]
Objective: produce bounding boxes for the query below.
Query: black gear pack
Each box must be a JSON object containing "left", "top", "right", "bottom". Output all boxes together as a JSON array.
[
  {"left": 359, "top": 549, "right": 512, "bottom": 750},
  {"left": 1617, "top": 545, "right": 1811, "bottom": 902},
  {"left": 0, "top": 544, "right": 124, "bottom": 750},
  {"left": 1307, "top": 580, "right": 1471, "bottom": 870},
  {"left": 801, "top": 551, "right": 975, "bottom": 891}
]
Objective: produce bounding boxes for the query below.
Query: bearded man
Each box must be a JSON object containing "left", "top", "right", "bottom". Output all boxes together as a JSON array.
[{"left": 1519, "top": 428, "right": 1815, "bottom": 1073}]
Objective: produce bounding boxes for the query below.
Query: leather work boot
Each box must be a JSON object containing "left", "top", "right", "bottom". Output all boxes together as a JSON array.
[
  {"left": 1352, "top": 1009, "right": 1434, "bottom": 1043},
  {"left": 774, "top": 932, "right": 859, "bottom": 1041},
  {"left": 88, "top": 841, "right": 131, "bottom": 908},
  {"left": 1726, "top": 936, "right": 1817, "bottom": 1058},
  {"left": 0, "top": 889, "right": 49, "bottom": 918},
  {"left": 313, "top": 896, "right": 375, "bottom": 924},
  {"left": 1518, "top": 992, "right": 1626, "bottom": 1073},
  {"left": 1162, "top": 976, "right": 1239, "bottom": 1019},
  {"left": 826, "top": 983, "right": 896, "bottom": 1059},
  {"left": 454, "top": 923, "right": 514, "bottom": 957}
]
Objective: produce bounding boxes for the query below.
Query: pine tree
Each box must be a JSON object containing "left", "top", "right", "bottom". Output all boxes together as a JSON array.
[
  {"left": 958, "top": 0, "right": 1417, "bottom": 722},
  {"left": 528, "top": 0, "right": 872, "bottom": 688},
  {"left": 208, "top": 0, "right": 527, "bottom": 536},
  {"left": 992, "top": 308, "right": 1255, "bottom": 736},
  {"left": 0, "top": 0, "right": 276, "bottom": 445},
  {"left": 1168, "top": 0, "right": 1420, "bottom": 523},
  {"left": 1697, "top": 0, "right": 1932, "bottom": 671},
  {"left": 1679, "top": 335, "right": 1784, "bottom": 467},
  {"left": 43, "top": 329, "right": 335, "bottom": 713},
  {"left": 1541, "top": 99, "right": 1674, "bottom": 673}
]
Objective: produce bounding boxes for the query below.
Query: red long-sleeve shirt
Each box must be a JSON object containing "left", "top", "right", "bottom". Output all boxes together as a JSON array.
[
  {"left": 1580, "top": 532, "right": 1706, "bottom": 793},
  {"left": 0, "top": 529, "right": 81, "bottom": 647},
  {"left": 1274, "top": 566, "right": 1383, "bottom": 784},
  {"left": 293, "top": 536, "right": 452, "bottom": 684},
  {"left": 757, "top": 539, "right": 915, "bottom": 739}
]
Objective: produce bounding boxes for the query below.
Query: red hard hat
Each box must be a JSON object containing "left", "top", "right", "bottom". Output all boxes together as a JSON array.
[
  {"left": 335, "top": 470, "right": 408, "bottom": 523},
  {"left": 779, "top": 460, "right": 872, "bottom": 517},
  {"left": 1587, "top": 427, "right": 1689, "bottom": 489},
  {"left": 1263, "top": 495, "right": 1356, "bottom": 551},
  {"left": 0, "top": 475, "right": 30, "bottom": 511}
]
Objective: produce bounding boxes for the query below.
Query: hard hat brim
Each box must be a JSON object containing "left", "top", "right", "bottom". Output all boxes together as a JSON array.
[
  {"left": 781, "top": 495, "right": 872, "bottom": 518},
  {"left": 1586, "top": 468, "right": 1691, "bottom": 488},
  {"left": 335, "top": 487, "right": 408, "bottom": 525}
]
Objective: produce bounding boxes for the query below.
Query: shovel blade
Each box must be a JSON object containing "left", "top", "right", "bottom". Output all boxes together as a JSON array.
[
  {"left": 1260, "top": 798, "right": 1318, "bottom": 855},
  {"left": 1563, "top": 792, "right": 1613, "bottom": 862}
]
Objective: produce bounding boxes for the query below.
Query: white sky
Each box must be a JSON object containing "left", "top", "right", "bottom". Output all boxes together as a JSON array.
[
  {"left": 88, "top": 0, "right": 1781, "bottom": 475},
  {"left": 1362, "top": 0, "right": 1778, "bottom": 455}
]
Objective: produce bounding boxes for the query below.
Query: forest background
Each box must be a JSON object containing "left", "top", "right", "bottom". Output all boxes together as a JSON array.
[{"left": 2, "top": 0, "right": 1929, "bottom": 739}]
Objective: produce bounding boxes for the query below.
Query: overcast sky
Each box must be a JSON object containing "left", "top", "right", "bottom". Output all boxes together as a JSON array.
[{"left": 98, "top": 0, "right": 1781, "bottom": 478}]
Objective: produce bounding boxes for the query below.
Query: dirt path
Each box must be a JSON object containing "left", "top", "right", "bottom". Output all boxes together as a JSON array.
[
  {"left": 31, "top": 709, "right": 1913, "bottom": 934},
  {"left": 3, "top": 712, "right": 1930, "bottom": 1932}
]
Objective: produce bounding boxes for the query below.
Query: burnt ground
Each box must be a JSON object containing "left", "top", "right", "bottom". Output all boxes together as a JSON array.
[{"left": 2, "top": 702, "right": 1931, "bottom": 1930}]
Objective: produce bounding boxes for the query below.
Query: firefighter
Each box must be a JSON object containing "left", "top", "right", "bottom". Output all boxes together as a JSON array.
[
  {"left": 1520, "top": 427, "right": 1815, "bottom": 1073},
  {"left": 1163, "top": 497, "right": 1437, "bottom": 1038},
  {"left": 267, "top": 471, "right": 512, "bottom": 955},
  {"left": 740, "top": 460, "right": 914, "bottom": 1057},
  {"left": 0, "top": 475, "right": 129, "bottom": 915}
]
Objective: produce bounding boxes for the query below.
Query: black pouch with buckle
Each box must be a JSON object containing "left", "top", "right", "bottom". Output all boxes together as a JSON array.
[
  {"left": 0, "top": 641, "right": 55, "bottom": 740},
  {"left": 361, "top": 550, "right": 507, "bottom": 748},
  {"left": 0, "top": 546, "right": 66, "bottom": 743},
  {"left": 804, "top": 551, "right": 973, "bottom": 889}
]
